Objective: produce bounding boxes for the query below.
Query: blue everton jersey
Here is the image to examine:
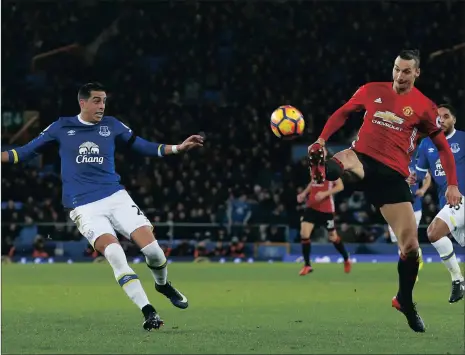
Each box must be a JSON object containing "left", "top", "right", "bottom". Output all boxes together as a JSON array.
[
  {"left": 416, "top": 129, "right": 465, "bottom": 207},
  {"left": 12, "top": 115, "right": 162, "bottom": 208},
  {"left": 408, "top": 160, "right": 422, "bottom": 212}
]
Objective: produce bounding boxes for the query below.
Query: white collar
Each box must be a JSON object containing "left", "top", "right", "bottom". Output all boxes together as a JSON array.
[
  {"left": 446, "top": 129, "right": 456, "bottom": 140},
  {"left": 77, "top": 114, "right": 96, "bottom": 126}
]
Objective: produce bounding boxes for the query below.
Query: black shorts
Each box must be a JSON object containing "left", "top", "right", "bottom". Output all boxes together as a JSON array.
[
  {"left": 301, "top": 208, "right": 335, "bottom": 231},
  {"left": 354, "top": 151, "right": 413, "bottom": 208}
]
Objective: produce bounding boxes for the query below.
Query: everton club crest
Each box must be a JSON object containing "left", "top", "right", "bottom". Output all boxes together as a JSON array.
[
  {"left": 450, "top": 143, "right": 460, "bottom": 154},
  {"left": 99, "top": 126, "right": 111, "bottom": 137}
]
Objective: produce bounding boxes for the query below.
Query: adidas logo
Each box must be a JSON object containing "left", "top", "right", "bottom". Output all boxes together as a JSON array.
[{"left": 374, "top": 98, "right": 382, "bottom": 103}]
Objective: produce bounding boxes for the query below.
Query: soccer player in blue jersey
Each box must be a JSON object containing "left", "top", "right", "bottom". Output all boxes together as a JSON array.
[
  {"left": 389, "top": 158, "right": 431, "bottom": 274},
  {"left": 1, "top": 82, "right": 205, "bottom": 330},
  {"left": 416, "top": 103, "right": 465, "bottom": 303}
]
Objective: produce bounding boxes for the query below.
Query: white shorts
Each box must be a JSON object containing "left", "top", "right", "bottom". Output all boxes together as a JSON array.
[
  {"left": 389, "top": 210, "right": 422, "bottom": 243},
  {"left": 69, "top": 190, "right": 153, "bottom": 247},
  {"left": 435, "top": 198, "right": 465, "bottom": 247}
]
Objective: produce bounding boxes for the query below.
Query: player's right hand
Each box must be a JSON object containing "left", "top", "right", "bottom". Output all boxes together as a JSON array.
[{"left": 445, "top": 185, "right": 462, "bottom": 207}]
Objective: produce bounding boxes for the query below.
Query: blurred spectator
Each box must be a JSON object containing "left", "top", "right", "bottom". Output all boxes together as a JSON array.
[
  {"left": 32, "top": 235, "right": 49, "bottom": 258},
  {"left": 212, "top": 241, "right": 227, "bottom": 257},
  {"left": 229, "top": 237, "right": 245, "bottom": 258}
]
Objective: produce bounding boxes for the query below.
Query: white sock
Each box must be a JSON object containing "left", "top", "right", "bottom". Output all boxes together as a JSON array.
[
  {"left": 141, "top": 241, "right": 168, "bottom": 285},
  {"left": 104, "top": 243, "right": 151, "bottom": 309},
  {"left": 432, "top": 237, "right": 464, "bottom": 281}
]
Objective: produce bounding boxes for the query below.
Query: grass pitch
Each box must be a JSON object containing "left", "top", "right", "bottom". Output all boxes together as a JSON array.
[{"left": 2, "top": 262, "right": 464, "bottom": 354}]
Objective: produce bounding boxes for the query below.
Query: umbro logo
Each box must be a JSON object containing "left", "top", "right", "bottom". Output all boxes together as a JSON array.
[
  {"left": 67, "top": 130, "right": 76, "bottom": 136},
  {"left": 428, "top": 148, "right": 435, "bottom": 153},
  {"left": 374, "top": 98, "right": 382, "bottom": 103}
]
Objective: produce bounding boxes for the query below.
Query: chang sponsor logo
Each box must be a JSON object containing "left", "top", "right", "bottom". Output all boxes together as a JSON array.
[
  {"left": 434, "top": 159, "right": 445, "bottom": 177},
  {"left": 76, "top": 142, "right": 104, "bottom": 164}
]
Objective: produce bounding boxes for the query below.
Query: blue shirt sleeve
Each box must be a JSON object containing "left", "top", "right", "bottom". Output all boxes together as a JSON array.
[
  {"left": 112, "top": 117, "right": 165, "bottom": 157},
  {"left": 415, "top": 139, "right": 429, "bottom": 180},
  {"left": 9, "top": 121, "right": 59, "bottom": 163}
]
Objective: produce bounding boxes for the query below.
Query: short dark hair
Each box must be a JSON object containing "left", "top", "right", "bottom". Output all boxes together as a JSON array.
[
  {"left": 438, "top": 103, "right": 457, "bottom": 118},
  {"left": 77, "top": 82, "right": 106, "bottom": 101},
  {"left": 398, "top": 49, "right": 421, "bottom": 68}
]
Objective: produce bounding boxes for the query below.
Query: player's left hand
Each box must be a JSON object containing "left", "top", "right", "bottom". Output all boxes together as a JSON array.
[
  {"left": 315, "top": 191, "right": 326, "bottom": 202},
  {"left": 445, "top": 185, "right": 462, "bottom": 207},
  {"left": 415, "top": 189, "right": 426, "bottom": 197},
  {"left": 179, "top": 135, "right": 204, "bottom": 152}
]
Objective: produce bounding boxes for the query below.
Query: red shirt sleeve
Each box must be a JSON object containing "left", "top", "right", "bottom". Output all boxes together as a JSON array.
[
  {"left": 319, "top": 85, "right": 367, "bottom": 141},
  {"left": 418, "top": 101, "right": 441, "bottom": 137},
  {"left": 431, "top": 132, "right": 458, "bottom": 186}
]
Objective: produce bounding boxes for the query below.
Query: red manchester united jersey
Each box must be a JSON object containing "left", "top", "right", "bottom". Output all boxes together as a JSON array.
[
  {"left": 306, "top": 180, "right": 335, "bottom": 213},
  {"left": 334, "top": 82, "right": 440, "bottom": 177}
]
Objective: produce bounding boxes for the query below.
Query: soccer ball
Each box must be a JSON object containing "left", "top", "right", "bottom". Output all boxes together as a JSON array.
[{"left": 270, "top": 105, "right": 305, "bottom": 139}]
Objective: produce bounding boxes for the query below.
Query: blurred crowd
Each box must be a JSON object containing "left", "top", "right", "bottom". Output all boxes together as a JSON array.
[{"left": 2, "top": 1, "right": 464, "bottom": 255}]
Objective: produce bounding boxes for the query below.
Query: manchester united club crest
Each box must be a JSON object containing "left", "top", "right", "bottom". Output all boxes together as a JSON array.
[{"left": 403, "top": 106, "right": 414, "bottom": 117}]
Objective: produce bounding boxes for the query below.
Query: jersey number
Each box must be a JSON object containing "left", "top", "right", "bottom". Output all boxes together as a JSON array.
[{"left": 132, "top": 205, "right": 144, "bottom": 216}]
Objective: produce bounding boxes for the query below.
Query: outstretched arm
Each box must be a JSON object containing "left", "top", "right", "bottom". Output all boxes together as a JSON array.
[
  {"left": 115, "top": 118, "right": 204, "bottom": 157},
  {"left": 317, "top": 85, "right": 367, "bottom": 144},
  {"left": 123, "top": 134, "right": 204, "bottom": 157},
  {"left": 1, "top": 123, "right": 57, "bottom": 163}
]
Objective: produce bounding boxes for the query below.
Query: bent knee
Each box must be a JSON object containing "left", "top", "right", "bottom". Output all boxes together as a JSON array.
[
  {"left": 94, "top": 233, "right": 119, "bottom": 254},
  {"left": 328, "top": 232, "right": 338, "bottom": 242},
  {"left": 397, "top": 229, "right": 419, "bottom": 254},
  {"left": 300, "top": 230, "right": 311, "bottom": 240},
  {"left": 334, "top": 150, "right": 356, "bottom": 169},
  {"left": 427, "top": 218, "right": 448, "bottom": 243}
]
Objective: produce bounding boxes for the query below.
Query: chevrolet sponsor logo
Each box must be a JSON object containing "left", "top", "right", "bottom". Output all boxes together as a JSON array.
[{"left": 373, "top": 111, "right": 404, "bottom": 125}]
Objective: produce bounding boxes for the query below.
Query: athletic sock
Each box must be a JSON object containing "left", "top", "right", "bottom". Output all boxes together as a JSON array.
[
  {"left": 432, "top": 237, "right": 464, "bottom": 281},
  {"left": 301, "top": 238, "right": 311, "bottom": 266},
  {"left": 397, "top": 251, "right": 420, "bottom": 305}
]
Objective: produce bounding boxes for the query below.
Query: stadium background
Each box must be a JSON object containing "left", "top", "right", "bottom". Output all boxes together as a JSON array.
[{"left": 2, "top": 1, "right": 464, "bottom": 263}]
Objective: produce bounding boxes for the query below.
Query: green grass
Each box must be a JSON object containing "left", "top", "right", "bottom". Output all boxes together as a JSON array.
[{"left": 1, "top": 263, "right": 464, "bottom": 354}]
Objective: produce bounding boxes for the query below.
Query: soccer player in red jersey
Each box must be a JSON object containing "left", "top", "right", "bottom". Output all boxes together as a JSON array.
[
  {"left": 307, "top": 50, "right": 462, "bottom": 333},
  {"left": 297, "top": 151, "right": 351, "bottom": 275}
]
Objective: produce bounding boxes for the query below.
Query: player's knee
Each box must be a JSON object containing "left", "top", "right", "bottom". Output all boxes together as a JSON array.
[
  {"left": 427, "top": 219, "right": 443, "bottom": 243},
  {"left": 399, "top": 238, "right": 419, "bottom": 256},
  {"left": 94, "top": 233, "right": 119, "bottom": 255},
  {"left": 141, "top": 240, "right": 166, "bottom": 268},
  {"left": 300, "top": 229, "right": 310, "bottom": 239},
  {"left": 328, "top": 232, "right": 338, "bottom": 242}
]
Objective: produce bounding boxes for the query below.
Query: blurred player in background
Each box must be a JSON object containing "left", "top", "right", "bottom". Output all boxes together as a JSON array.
[
  {"left": 307, "top": 50, "right": 461, "bottom": 332},
  {"left": 416, "top": 103, "right": 465, "bottom": 303},
  {"left": 389, "top": 157, "right": 431, "bottom": 274},
  {"left": 297, "top": 148, "right": 351, "bottom": 276},
  {"left": 1, "top": 82, "right": 205, "bottom": 331}
]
